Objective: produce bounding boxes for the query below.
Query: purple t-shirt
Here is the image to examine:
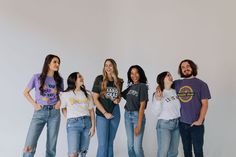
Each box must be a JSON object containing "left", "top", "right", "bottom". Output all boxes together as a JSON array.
[
  {"left": 174, "top": 78, "right": 211, "bottom": 124},
  {"left": 27, "top": 73, "right": 63, "bottom": 106}
]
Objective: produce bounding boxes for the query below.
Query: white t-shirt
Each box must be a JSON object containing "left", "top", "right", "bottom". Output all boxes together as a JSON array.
[
  {"left": 60, "top": 90, "right": 94, "bottom": 119},
  {"left": 151, "top": 89, "right": 181, "bottom": 120}
]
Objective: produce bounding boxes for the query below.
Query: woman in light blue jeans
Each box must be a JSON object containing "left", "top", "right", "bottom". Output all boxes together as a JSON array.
[
  {"left": 95, "top": 105, "right": 120, "bottom": 157},
  {"left": 61, "top": 72, "right": 95, "bottom": 157},
  {"left": 122, "top": 65, "right": 148, "bottom": 157},
  {"left": 151, "top": 71, "right": 181, "bottom": 157},
  {"left": 23, "top": 54, "right": 64, "bottom": 157},
  {"left": 92, "top": 58, "right": 123, "bottom": 157}
]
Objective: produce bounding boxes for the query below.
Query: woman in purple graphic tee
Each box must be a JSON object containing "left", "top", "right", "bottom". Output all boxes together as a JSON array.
[{"left": 23, "top": 54, "right": 63, "bottom": 157}]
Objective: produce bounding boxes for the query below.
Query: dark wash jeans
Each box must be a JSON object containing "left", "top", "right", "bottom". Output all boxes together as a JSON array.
[{"left": 179, "top": 122, "right": 204, "bottom": 157}]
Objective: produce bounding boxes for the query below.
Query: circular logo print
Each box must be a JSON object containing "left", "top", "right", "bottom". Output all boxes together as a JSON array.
[{"left": 178, "top": 86, "right": 194, "bottom": 103}]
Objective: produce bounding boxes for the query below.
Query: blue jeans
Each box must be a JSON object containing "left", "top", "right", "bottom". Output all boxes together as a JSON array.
[
  {"left": 67, "top": 116, "right": 91, "bottom": 157},
  {"left": 23, "top": 106, "right": 60, "bottom": 157},
  {"left": 179, "top": 122, "right": 204, "bottom": 157},
  {"left": 156, "top": 118, "right": 180, "bottom": 157},
  {"left": 96, "top": 105, "right": 120, "bottom": 157},
  {"left": 125, "top": 111, "right": 146, "bottom": 157}
]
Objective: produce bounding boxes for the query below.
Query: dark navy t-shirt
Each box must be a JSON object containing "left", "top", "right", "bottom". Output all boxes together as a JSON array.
[{"left": 174, "top": 78, "right": 211, "bottom": 124}]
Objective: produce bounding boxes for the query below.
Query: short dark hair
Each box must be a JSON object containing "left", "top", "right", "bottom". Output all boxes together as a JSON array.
[{"left": 178, "top": 59, "right": 198, "bottom": 77}]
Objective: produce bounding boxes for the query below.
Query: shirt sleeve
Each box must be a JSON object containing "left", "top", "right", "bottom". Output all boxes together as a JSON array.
[
  {"left": 88, "top": 94, "right": 95, "bottom": 109},
  {"left": 121, "top": 86, "right": 130, "bottom": 100},
  {"left": 92, "top": 75, "right": 102, "bottom": 94},
  {"left": 60, "top": 92, "right": 67, "bottom": 109},
  {"left": 26, "top": 74, "right": 36, "bottom": 90},
  {"left": 151, "top": 92, "right": 163, "bottom": 117},
  {"left": 200, "top": 82, "right": 211, "bottom": 100},
  {"left": 139, "top": 84, "right": 148, "bottom": 102}
]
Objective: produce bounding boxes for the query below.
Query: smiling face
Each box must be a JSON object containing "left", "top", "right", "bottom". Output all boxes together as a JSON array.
[
  {"left": 164, "top": 72, "right": 173, "bottom": 86},
  {"left": 75, "top": 73, "right": 84, "bottom": 88},
  {"left": 48, "top": 57, "right": 60, "bottom": 72},
  {"left": 180, "top": 61, "right": 193, "bottom": 78},
  {"left": 104, "top": 60, "right": 114, "bottom": 75},
  {"left": 130, "top": 68, "right": 140, "bottom": 84}
]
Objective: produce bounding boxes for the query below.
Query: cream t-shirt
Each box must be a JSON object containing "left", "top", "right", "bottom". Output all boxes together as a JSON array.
[{"left": 60, "top": 90, "right": 94, "bottom": 119}]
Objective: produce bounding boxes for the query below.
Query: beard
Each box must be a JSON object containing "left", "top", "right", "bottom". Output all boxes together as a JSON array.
[{"left": 182, "top": 70, "right": 193, "bottom": 78}]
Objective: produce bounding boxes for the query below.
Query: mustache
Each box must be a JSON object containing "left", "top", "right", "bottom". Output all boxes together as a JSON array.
[{"left": 184, "top": 70, "right": 191, "bottom": 73}]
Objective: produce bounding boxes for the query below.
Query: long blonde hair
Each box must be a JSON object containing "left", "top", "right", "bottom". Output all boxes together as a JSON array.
[{"left": 101, "top": 58, "right": 123, "bottom": 97}]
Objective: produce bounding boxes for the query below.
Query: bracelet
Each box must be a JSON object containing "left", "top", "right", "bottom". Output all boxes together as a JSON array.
[{"left": 103, "top": 111, "right": 107, "bottom": 115}]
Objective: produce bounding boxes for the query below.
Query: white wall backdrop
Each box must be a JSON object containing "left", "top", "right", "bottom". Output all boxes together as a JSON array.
[{"left": 0, "top": 0, "right": 235, "bottom": 156}]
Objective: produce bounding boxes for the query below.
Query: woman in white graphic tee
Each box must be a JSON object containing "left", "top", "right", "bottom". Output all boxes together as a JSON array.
[
  {"left": 60, "top": 72, "right": 95, "bottom": 157},
  {"left": 151, "top": 71, "right": 181, "bottom": 157}
]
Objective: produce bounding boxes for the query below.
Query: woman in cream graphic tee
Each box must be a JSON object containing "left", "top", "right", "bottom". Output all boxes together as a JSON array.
[{"left": 60, "top": 72, "right": 95, "bottom": 157}]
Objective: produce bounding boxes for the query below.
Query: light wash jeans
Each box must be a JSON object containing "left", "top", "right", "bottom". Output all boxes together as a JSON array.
[
  {"left": 67, "top": 116, "right": 91, "bottom": 157},
  {"left": 125, "top": 110, "right": 146, "bottom": 157},
  {"left": 23, "top": 105, "right": 60, "bottom": 157},
  {"left": 96, "top": 105, "right": 120, "bottom": 157},
  {"left": 156, "top": 118, "right": 180, "bottom": 157}
]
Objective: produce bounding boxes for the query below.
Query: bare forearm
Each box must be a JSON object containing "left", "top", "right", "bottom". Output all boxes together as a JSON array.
[
  {"left": 92, "top": 93, "right": 114, "bottom": 119},
  {"left": 137, "top": 102, "right": 145, "bottom": 127},
  {"left": 94, "top": 99, "right": 106, "bottom": 114},
  {"left": 198, "top": 99, "right": 208, "bottom": 123},
  {"left": 192, "top": 99, "right": 209, "bottom": 126},
  {"left": 92, "top": 93, "right": 106, "bottom": 114},
  {"left": 62, "top": 108, "right": 67, "bottom": 118},
  {"left": 89, "top": 109, "right": 95, "bottom": 128},
  {"left": 23, "top": 88, "right": 37, "bottom": 106}
]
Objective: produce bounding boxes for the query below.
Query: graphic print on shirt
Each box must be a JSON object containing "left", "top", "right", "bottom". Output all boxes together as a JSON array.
[
  {"left": 69, "top": 97, "right": 89, "bottom": 110},
  {"left": 69, "top": 97, "right": 89, "bottom": 105},
  {"left": 165, "top": 95, "right": 179, "bottom": 103},
  {"left": 127, "top": 90, "right": 138, "bottom": 97},
  {"left": 105, "top": 87, "right": 118, "bottom": 101},
  {"left": 177, "top": 86, "right": 194, "bottom": 103},
  {"left": 42, "top": 84, "right": 57, "bottom": 102}
]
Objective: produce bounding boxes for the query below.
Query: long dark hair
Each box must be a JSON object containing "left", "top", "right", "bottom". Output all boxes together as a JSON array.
[
  {"left": 156, "top": 71, "right": 169, "bottom": 91},
  {"left": 178, "top": 59, "right": 198, "bottom": 77},
  {"left": 127, "top": 65, "right": 147, "bottom": 86},
  {"left": 64, "top": 72, "right": 88, "bottom": 98},
  {"left": 39, "top": 54, "right": 63, "bottom": 96}
]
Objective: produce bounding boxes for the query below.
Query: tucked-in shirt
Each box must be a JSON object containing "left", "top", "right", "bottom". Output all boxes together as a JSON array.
[
  {"left": 60, "top": 90, "right": 94, "bottom": 119},
  {"left": 174, "top": 78, "right": 211, "bottom": 124},
  {"left": 92, "top": 75, "right": 119, "bottom": 116},
  {"left": 151, "top": 89, "right": 181, "bottom": 120},
  {"left": 27, "top": 73, "right": 64, "bottom": 106},
  {"left": 122, "top": 83, "right": 148, "bottom": 111}
]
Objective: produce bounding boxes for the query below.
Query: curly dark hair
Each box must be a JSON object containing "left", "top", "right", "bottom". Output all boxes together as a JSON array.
[
  {"left": 178, "top": 59, "right": 198, "bottom": 78},
  {"left": 127, "top": 65, "right": 147, "bottom": 86}
]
